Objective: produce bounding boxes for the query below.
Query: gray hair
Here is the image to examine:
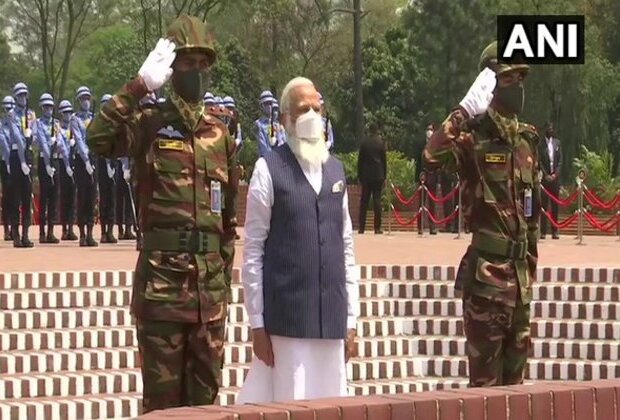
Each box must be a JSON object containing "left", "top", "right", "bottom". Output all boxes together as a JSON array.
[{"left": 280, "top": 77, "right": 314, "bottom": 114}]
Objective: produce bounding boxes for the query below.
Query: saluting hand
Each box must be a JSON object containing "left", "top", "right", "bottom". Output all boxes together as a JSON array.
[
  {"left": 139, "top": 39, "right": 176, "bottom": 92},
  {"left": 459, "top": 67, "right": 497, "bottom": 118}
]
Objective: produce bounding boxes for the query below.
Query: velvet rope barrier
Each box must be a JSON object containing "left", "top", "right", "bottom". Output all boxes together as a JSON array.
[
  {"left": 541, "top": 209, "right": 579, "bottom": 229},
  {"left": 423, "top": 185, "right": 459, "bottom": 204},
  {"left": 423, "top": 206, "right": 460, "bottom": 225},
  {"left": 391, "top": 183, "right": 422, "bottom": 206},
  {"left": 583, "top": 186, "right": 620, "bottom": 210},
  {"left": 541, "top": 185, "right": 579, "bottom": 206},
  {"left": 391, "top": 205, "right": 421, "bottom": 226},
  {"left": 583, "top": 211, "right": 620, "bottom": 232}
]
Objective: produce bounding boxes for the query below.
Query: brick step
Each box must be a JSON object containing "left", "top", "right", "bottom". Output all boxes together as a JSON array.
[
  {"left": 226, "top": 299, "right": 620, "bottom": 323},
  {"left": 412, "top": 316, "right": 620, "bottom": 340},
  {"left": 0, "top": 376, "right": 472, "bottom": 420},
  {"left": 3, "top": 354, "right": 619, "bottom": 401},
  {"left": 363, "top": 280, "right": 620, "bottom": 301},
  {"left": 0, "top": 391, "right": 143, "bottom": 420},
  {"left": 0, "top": 287, "right": 132, "bottom": 310},
  {"left": 368, "top": 265, "right": 620, "bottom": 284},
  {"left": 3, "top": 265, "right": 620, "bottom": 292}
]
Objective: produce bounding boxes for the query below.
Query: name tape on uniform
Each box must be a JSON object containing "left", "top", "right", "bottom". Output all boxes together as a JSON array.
[
  {"left": 485, "top": 153, "right": 507, "bottom": 164},
  {"left": 158, "top": 139, "right": 184, "bottom": 151}
]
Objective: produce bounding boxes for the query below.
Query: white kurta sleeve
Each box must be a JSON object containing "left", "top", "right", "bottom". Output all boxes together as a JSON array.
[
  {"left": 342, "top": 189, "right": 359, "bottom": 330},
  {"left": 241, "top": 158, "right": 274, "bottom": 330}
]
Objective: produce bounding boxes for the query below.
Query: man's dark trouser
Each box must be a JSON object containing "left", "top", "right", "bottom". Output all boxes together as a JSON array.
[
  {"left": 541, "top": 179, "right": 560, "bottom": 236},
  {"left": 136, "top": 319, "right": 226, "bottom": 413},
  {"left": 8, "top": 151, "right": 32, "bottom": 234},
  {"left": 0, "top": 160, "right": 11, "bottom": 236},
  {"left": 75, "top": 158, "right": 97, "bottom": 230},
  {"left": 359, "top": 179, "right": 384, "bottom": 233},
  {"left": 440, "top": 172, "right": 457, "bottom": 232},
  {"left": 38, "top": 156, "right": 60, "bottom": 236},
  {"left": 97, "top": 158, "right": 116, "bottom": 228},
  {"left": 463, "top": 292, "right": 530, "bottom": 387},
  {"left": 115, "top": 163, "right": 135, "bottom": 232},
  {"left": 59, "top": 163, "right": 76, "bottom": 231},
  {"left": 419, "top": 170, "right": 438, "bottom": 233}
]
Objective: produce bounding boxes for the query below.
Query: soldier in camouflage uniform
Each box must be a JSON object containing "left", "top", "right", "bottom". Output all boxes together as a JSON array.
[
  {"left": 424, "top": 41, "right": 540, "bottom": 387},
  {"left": 87, "top": 15, "right": 238, "bottom": 412}
]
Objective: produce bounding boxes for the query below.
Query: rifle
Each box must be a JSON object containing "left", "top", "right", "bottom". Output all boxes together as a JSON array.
[
  {"left": 269, "top": 105, "right": 277, "bottom": 146},
  {"left": 125, "top": 174, "right": 140, "bottom": 250}
]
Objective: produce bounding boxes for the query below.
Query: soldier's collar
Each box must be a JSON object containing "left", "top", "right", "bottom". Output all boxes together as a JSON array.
[
  {"left": 487, "top": 107, "right": 519, "bottom": 145},
  {"left": 169, "top": 91, "right": 205, "bottom": 131}
]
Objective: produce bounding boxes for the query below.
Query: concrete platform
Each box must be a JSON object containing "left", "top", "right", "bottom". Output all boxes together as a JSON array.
[{"left": 1, "top": 226, "right": 618, "bottom": 272}]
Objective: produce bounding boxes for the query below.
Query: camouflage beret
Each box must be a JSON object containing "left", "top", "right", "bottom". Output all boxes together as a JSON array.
[
  {"left": 479, "top": 41, "right": 529, "bottom": 76},
  {"left": 166, "top": 15, "right": 216, "bottom": 65}
]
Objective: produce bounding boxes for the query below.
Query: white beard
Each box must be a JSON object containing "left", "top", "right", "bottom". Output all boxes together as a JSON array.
[{"left": 287, "top": 135, "right": 329, "bottom": 169}]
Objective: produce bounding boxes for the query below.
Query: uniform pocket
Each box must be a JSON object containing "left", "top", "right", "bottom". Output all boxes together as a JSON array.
[
  {"left": 151, "top": 153, "right": 191, "bottom": 203},
  {"left": 144, "top": 251, "right": 191, "bottom": 302},
  {"left": 482, "top": 167, "right": 509, "bottom": 203}
]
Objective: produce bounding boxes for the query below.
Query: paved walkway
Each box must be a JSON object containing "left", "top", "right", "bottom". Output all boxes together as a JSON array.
[{"left": 1, "top": 227, "right": 619, "bottom": 272}]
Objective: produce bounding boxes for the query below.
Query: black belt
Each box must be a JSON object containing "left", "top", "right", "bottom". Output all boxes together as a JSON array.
[
  {"left": 471, "top": 232, "right": 527, "bottom": 260},
  {"left": 141, "top": 230, "right": 220, "bottom": 254}
]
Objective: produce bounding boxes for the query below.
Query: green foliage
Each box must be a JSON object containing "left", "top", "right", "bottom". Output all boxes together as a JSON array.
[
  {"left": 335, "top": 150, "right": 416, "bottom": 210},
  {"left": 573, "top": 145, "right": 620, "bottom": 200},
  {"left": 71, "top": 24, "right": 144, "bottom": 98}
]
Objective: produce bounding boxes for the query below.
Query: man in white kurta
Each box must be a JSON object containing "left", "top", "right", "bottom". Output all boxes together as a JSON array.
[{"left": 237, "top": 77, "right": 359, "bottom": 404}]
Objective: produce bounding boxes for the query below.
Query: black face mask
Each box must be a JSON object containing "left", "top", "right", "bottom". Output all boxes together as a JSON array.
[
  {"left": 171, "top": 69, "right": 209, "bottom": 103},
  {"left": 494, "top": 82, "right": 525, "bottom": 115}
]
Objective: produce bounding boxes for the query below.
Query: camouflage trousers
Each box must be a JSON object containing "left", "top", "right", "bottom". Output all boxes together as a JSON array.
[
  {"left": 462, "top": 293, "right": 531, "bottom": 387},
  {"left": 136, "top": 319, "right": 226, "bottom": 413}
]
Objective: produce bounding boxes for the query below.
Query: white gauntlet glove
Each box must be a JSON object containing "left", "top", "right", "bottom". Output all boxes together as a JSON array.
[
  {"left": 66, "top": 166, "right": 74, "bottom": 178},
  {"left": 123, "top": 169, "right": 131, "bottom": 182},
  {"left": 46, "top": 164, "right": 55, "bottom": 178},
  {"left": 85, "top": 162, "right": 94, "bottom": 176},
  {"left": 107, "top": 163, "right": 115, "bottom": 179},
  {"left": 459, "top": 68, "right": 497, "bottom": 118},
  {"left": 21, "top": 162, "right": 30, "bottom": 176},
  {"left": 138, "top": 38, "right": 176, "bottom": 92}
]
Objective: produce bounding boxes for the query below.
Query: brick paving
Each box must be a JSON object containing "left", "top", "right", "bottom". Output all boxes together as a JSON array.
[{"left": 1, "top": 226, "right": 618, "bottom": 272}]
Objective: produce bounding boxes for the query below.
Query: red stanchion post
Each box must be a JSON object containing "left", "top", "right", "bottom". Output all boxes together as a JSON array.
[
  {"left": 418, "top": 172, "right": 426, "bottom": 237},
  {"left": 577, "top": 170, "right": 586, "bottom": 245}
]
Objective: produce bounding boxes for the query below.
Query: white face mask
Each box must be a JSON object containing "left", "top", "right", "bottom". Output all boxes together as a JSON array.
[{"left": 295, "top": 109, "right": 324, "bottom": 142}]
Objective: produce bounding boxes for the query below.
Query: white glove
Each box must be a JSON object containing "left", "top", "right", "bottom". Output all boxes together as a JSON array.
[
  {"left": 21, "top": 162, "right": 30, "bottom": 176},
  {"left": 107, "top": 164, "right": 115, "bottom": 179},
  {"left": 85, "top": 162, "right": 94, "bottom": 176},
  {"left": 459, "top": 67, "right": 497, "bottom": 118},
  {"left": 24, "top": 128, "right": 32, "bottom": 138},
  {"left": 69, "top": 139, "right": 76, "bottom": 148},
  {"left": 138, "top": 38, "right": 176, "bottom": 91},
  {"left": 46, "top": 164, "right": 55, "bottom": 178},
  {"left": 50, "top": 135, "right": 57, "bottom": 146},
  {"left": 123, "top": 168, "right": 131, "bottom": 182},
  {"left": 66, "top": 166, "right": 74, "bottom": 178}
]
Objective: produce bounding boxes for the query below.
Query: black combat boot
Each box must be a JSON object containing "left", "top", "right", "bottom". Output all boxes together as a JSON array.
[
  {"left": 106, "top": 224, "right": 118, "bottom": 243},
  {"left": 46, "top": 225, "right": 59, "bottom": 244},
  {"left": 3, "top": 225, "right": 11, "bottom": 241},
  {"left": 66, "top": 224, "right": 78, "bottom": 241},
  {"left": 79, "top": 224, "right": 87, "bottom": 247},
  {"left": 39, "top": 225, "right": 48, "bottom": 243},
  {"left": 21, "top": 226, "right": 34, "bottom": 248},
  {"left": 122, "top": 226, "right": 136, "bottom": 240},
  {"left": 61, "top": 225, "right": 68, "bottom": 240},
  {"left": 100, "top": 224, "right": 110, "bottom": 243},
  {"left": 12, "top": 225, "right": 22, "bottom": 248},
  {"left": 86, "top": 224, "right": 98, "bottom": 247}
]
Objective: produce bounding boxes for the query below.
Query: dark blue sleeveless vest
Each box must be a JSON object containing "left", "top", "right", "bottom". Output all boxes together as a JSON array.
[{"left": 263, "top": 145, "right": 347, "bottom": 339}]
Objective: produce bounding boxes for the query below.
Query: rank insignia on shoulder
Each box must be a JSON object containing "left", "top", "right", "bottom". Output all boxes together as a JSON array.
[
  {"left": 158, "top": 139, "right": 184, "bottom": 151},
  {"left": 157, "top": 125, "right": 184, "bottom": 139},
  {"left": 485, "top": 153, "right": 506, "bottom": 164}
]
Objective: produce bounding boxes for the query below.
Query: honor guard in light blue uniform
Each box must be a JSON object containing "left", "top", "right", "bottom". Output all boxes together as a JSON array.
[
  {"left": 254, "top": 90, "right": 284, "bottom": 157},
  {"left": 9, "top": 82, "right": 36, "bottom": 247},
  {"left": 271, "top": 101, "right": 287, "bottom": 147},
  {"left": 203, "top": 92, "right": 215, "bottom": 107},
  {"left": 32, "top": 93, "right": 62, "bottom": 243},
  {"left": 319, "top": 92, "right": 335, "bottom": 151},
  {"left": 114, "top": 93, "right": 139, "bottom": 241},
  {"left": 72, "top": 86, "right": 98, "bottom": 247},
  {"left": 1, "top": 96, "right": 14, "bottom": 240},
  {"left": 57, "top": 100, "right": 78, "bottom": 240},
  {"left": 96, "top": 93, "right": 119, "bottom": 244},
  {"left": 223, "top": 96, "right": 243, "bottom": 150}
]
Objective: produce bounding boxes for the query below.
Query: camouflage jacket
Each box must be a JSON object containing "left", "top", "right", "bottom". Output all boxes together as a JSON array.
[
  {"left": 87, "top": 77, "right": 238, "bottom": 324},
  {"left": 424, "top": 107, "right": 540, "bottom": 307}
]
